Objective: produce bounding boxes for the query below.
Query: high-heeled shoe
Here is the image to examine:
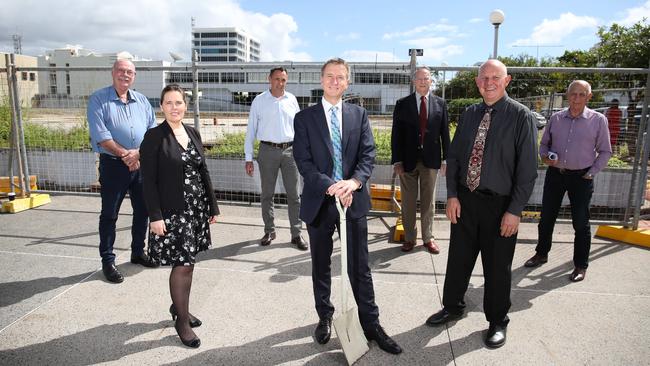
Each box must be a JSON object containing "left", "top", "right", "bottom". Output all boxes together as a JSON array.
[
  {"left": 174, "top": 320, "right": 201, "bottom": 348},
  {"left": 169, "top": 304, "right": 202, "bottom": 328}
]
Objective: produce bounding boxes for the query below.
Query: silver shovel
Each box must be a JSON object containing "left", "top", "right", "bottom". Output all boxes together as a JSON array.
[{"left": 333, "top": 199, "right": 370, "bottom": 365}]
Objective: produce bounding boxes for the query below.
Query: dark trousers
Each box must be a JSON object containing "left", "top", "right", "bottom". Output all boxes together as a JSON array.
[
  {"left": 536, "top": 167, "right": 594, "bottom": 269},
  {"left": 307, "top": 198, "right": 379, "bottom": 330},
  {"left": 98, "top": 155, "right": 148, "bottom": 265},
  {"left": 442, "top": 187, "right": 516, "bottom": 326}
]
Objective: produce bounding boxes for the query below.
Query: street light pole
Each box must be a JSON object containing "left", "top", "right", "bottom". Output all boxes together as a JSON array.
[{"left": 490, "top": 9, "right": 505, "bottom": 59}]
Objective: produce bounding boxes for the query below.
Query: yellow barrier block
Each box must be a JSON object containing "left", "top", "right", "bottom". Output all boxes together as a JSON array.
[
  {"left": 595, "top": 225, "right": 650, "bottom": 248},
  {"left": 393, "top": 217, "right": 404, "bottom": 242},
  {"left": 1, "top": 193, "right": 51, "bottom": 213},
  {"left": 521, "top": 211, "right": 541, "bottom": 219},
  {"left": 0, "top": 176, "right": 38, "bottom": 194},
  {"left": 370, "top": 184, "right": 401, "bottom": 201}
]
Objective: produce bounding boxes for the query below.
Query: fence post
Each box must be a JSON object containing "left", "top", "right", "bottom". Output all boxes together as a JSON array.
[
  {"left": 192, "top": 50, "right": 200, "bottom": 131},
  {"left": 4, "top": 53, "right": 27, "bottom": 198},
  {"left": 630, "top": 61, "right": 650, "bottom": 229}
]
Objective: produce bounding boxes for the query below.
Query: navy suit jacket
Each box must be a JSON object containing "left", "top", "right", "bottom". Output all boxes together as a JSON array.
[
  {"left": 293, "top": 101, "right": 375, "bottom": 225},
  {"left": 391, "top": 93, "right": 450, "bottom": 172}
]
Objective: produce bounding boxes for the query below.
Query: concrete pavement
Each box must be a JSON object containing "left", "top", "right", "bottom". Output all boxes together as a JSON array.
[{"left": 1, "top": 194, "right": 649, "bottom": 365}]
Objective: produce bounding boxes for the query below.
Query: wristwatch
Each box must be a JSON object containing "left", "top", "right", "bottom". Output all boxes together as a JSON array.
[{"left": 585, "top": 173, "right": 594, "bottom": 179}]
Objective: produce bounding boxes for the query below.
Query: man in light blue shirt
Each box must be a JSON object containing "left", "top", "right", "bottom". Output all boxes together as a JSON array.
[
  {"left": 87, "top": 59, "right": 158, "bottom": 283},
  {"left": 244, "top": 67, "right": 306, "bottom": 250}
]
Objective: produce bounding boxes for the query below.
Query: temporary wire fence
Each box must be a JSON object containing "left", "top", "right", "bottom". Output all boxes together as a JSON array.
[{"left": 1, "top": 62, "right": 648, "bottom": 226}]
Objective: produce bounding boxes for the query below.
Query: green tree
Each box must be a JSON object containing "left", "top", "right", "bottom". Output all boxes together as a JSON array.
[{"left": 596, "top": 20, "right": 650, "bottom": 68}]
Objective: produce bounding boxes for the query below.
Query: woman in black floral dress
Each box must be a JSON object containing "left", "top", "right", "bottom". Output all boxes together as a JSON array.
[{"left": 140, "top": 84, "right": 219, "bottom": 348}]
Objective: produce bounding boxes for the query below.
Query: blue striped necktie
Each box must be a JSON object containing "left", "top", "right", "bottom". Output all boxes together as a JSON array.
[{"left": 330, "top": 106, "right": 343, "bottom": 181}]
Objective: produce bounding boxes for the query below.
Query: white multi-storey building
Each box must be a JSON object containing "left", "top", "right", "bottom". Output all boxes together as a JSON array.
[{"left": 191, "top": 27, "right": 261, "bottom": 63}]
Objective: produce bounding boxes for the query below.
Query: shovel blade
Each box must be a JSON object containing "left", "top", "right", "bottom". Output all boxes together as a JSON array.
[{"left": 333, "top": 307, "right": 369, "bottom": 365}]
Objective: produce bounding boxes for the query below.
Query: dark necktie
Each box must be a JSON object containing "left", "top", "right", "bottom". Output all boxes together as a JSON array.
[
  {"left": 466, "top": 108, "right": 492, "bottom": 191},
  {"left": 419, "top": 95, "right": 427, "bottom": 146}
]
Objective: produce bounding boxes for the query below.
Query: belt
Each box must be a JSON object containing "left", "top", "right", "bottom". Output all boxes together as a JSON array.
[
  {"left": 460, "top": 185, "right": 501, "bottom": 197},
  {"left": 551, "top": 166, "right": 589, "bottom": 175},
  {"left": 99, "top": 153, "right": 122, "bottom": 161},
  {"left": 261, "top": 141, "right": 293, "bottom": 149}
]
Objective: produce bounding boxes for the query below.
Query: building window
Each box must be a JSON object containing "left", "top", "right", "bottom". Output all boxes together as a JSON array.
[
  {"left": 221, "top": 72, "right": 245, "bottom": 83},
  {"left": 29, "top": 73, "right": 36, "bottom": 81},
  {"left": 21, "top": 72, "right": 28, "bottom": 80},
  {"left": 228, "top": 56, "right": 238, "bottom": 62},
  {"left": 301, "top": 72, "right": 321, "bottom": 83},
  {"left": 198, "top": 72, "right": 220, "bottom": 83},
  {"left": 167, "top": 72, "right": 192, "bottom": 83},
  {"left": 383, "top": 73, "right": 410, "bottom": 85},
  {"left": 354, "top": 73, "right": 381, "bottom": 84},
  {"left": 247, "top": 72, "right": 268, "bottom": 83}
]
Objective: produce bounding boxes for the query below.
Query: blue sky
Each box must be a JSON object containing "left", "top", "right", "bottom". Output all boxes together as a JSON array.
[{"left": 1, "top": 0, "right": 649, "bottom": 66}]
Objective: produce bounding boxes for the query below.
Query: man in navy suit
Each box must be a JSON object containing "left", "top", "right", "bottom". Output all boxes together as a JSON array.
[
  {"left": 391, "top": 67, "right": 450, "bottom": 253},
  {"left": 293, "top": 58, "right": 402, "bottom": 355}
]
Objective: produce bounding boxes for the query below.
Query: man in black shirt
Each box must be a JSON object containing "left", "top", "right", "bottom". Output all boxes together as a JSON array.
[{"left": 425, "top": 59, "right": 538, "bottom": 348}]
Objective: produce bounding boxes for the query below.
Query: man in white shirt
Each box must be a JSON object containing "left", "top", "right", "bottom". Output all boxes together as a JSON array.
[{"left": 244, "top": 67, "right": 307, "bottom": 250}]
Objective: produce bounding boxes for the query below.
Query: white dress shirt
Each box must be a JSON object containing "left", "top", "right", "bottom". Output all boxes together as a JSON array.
[
  {"left": 244, "top": 90, "right": 300, "bottom": 161},
  {"left": 321, "top": 97, "right": 343, "bottom": 140}
]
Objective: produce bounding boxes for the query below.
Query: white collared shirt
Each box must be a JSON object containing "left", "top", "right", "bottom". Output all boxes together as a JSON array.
[
  {"left": 321, "top": 97, "right": 343, "bottom": 140},
  {"left": 415, "top": 91, "right": 429, "bottom": 113},
  {"left": 244, "top": 90, "right": 300, "bottom": 161}
]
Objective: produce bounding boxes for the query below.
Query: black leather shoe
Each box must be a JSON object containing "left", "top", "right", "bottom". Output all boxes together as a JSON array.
[
  {"left": 364, "top": 325, "right": 402, "bottom": 354},
  {"left": 291, "top": 235, "right": 308, "bottom": 251},
  {"left": 314, "top": 317, "right": 332, "bottom": 344},
  {"left": 524, "top": 253, "right": 548, "bottom": 268},
  {"left": 170, "top": 304, "right": 202, "bottom": 328},
  {"left": 260, "top": 232, "right": 276, "bottom": 246},
  {"left": 131, "top": 253, "right": 159, "bottom": 268},
  {"left": 569, "top": 267, "right": 586, "bottom": 282},
  {"left": 485, "top": 323, "right": 507, "bottom": 348},
  {"left": 102, "top": 263, "right": 124, "bottom": 283},
  {"left": 175, "top": 320, "right": 200, "bottom": 348},
  {"left": 426, "top": 308, "right": 463, "bottom": 326}
]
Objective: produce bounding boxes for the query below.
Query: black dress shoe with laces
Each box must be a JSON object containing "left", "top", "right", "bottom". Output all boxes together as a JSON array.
[
  {"left": 291, "top": 235, "right": 308, "bottom": 251},
  {"left": 102, "top": 263, "right": 124, "bottom": 283},
  {"left": 260, "top": 232, "right": 276, "bottom": 246},
  {"left": 314, "top": 317, "right": 332, "bottom": 344},
  {"left": 485, "top": 323, "right": 507, "bottom": 348},
  {"left": 426, "top": 308, "right": 463, "bottom": 326},
  {"left": 131, "top": 253, "right": 159, "bottom": 268},
  {"left": 364, "top": 325, "right": 402, "bottom": 354}
]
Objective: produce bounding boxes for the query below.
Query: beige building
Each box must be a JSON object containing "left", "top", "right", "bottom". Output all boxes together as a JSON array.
[{"left": 0, "top": 53, "right": 39, "bottom": 107}]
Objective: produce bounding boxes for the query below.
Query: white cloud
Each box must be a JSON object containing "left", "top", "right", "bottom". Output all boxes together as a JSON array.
[
  {"left": 511, "top": 12, "right": 598, "bottom": 46},
  {"left": 0, "top": 0, "right": 311, "bottom": 62},
  {"left": 614, "top": 0, "right": 650, "bottom": 26},
  {"left": 382, "top": 23, "right": 458, "bottom": 40},
  {"left": 468, "top": 18, "right": 484, "bottom": 24},
  {"left": 335, "top": 32, "right": 361, "bottom": 42},
  {"left": 402, "top": 37, "right": 450, "bottom": 48},
  {"left": 340, "top": 50, "right": 401, "bottom": 62}
]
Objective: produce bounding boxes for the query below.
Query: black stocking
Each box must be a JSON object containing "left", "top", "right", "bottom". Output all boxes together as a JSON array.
[{"left": 170, "top": 264, "right": 195, "bottom": 340}]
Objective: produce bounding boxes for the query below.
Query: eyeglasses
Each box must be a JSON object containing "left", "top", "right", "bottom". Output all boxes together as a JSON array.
[
  {"left": 414, "top": 78, "right": 430, "bottom": 82},
  {"left": 115, "top": 69, "right": 136, "bottom": 76}
]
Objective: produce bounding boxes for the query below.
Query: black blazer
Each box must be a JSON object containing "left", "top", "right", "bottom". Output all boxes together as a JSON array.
[
  {"left": 293, "top": 101, "right": 375, "bottom": 224},
  {"left": 140, "top": 120, "right": 219, "bottom": 222},
  {"left": 391, "top": 92, "right": 450, "bottom": 172}
]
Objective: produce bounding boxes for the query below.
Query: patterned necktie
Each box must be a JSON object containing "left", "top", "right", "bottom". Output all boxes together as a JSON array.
[
  {"left": 419, "top": 95, "right": 427, "bottom": 146},
  {"left": 330, "top": 106, "right": 343, "bottom": 181},
  {"left": 466, "top": 107, "right": 492, "bottom": 191}
]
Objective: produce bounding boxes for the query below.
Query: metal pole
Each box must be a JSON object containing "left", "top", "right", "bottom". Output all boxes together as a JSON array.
[
  {"left": 5, "top": 54, "right": 26, "bottom": 198},
  {"left": 192, "top": 50, "right": 200, "bottom": 131},
  {"left": 630, "top": 60, "right": 650, "bottom": 229},
  {"left": 409, "top": 50, "right": 417, "bottom": 94},
  {"left": 442, "top": 70, "right": 446, "bottom": 101},
  {"left": 10, "top": 53, "right": 31, "bottom": 195},
  {"left": 492, "top": 24, "right": 500, "bottom": 59}
]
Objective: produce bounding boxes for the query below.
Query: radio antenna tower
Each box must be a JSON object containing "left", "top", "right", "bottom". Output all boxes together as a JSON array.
[{"left": 12, "top": 34, "right": 22, "bottom": 54}]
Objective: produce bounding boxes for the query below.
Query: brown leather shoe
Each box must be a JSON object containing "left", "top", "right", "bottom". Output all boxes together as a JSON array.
[
  {"left": 524, "top": 253, "right": 548, "bottom": 268},
  {"left": 291, "top": 235, "right": 308, "bottom": 251},
  {"left": 569, "top": 267, "right": 586, "bottom": 282},
  {"left": 401, "top": 241, "right": 416, "bottom": 252},
  {"left": 423, "top": 240, "right": 440, "bottom": 254},
  {"left": 260, "top": 232, "right": 276, "bottom": 246}
]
